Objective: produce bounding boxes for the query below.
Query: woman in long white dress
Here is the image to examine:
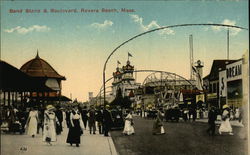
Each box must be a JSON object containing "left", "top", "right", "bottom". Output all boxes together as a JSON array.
[
  {"left": 219, "top": 105, "right": 233, "bottom": 135},
  {"left": 235, "top": 107, "right": 240, "bottom": 120},
  {"left": 25, "top": 108, "right": 38, "bottom": 138},
  {"left": 43, "top": 105, "right": 58, "bottom": 145},
  {"left": 123, "top": 111, "right": 135, "bottom": 135}
]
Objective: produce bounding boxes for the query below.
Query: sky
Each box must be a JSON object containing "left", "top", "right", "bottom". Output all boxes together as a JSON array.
[{"left": 1, "top": 0, "right": 249, "bottom": 102}]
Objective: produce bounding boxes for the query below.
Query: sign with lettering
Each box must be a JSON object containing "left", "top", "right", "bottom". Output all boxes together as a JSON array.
[
  {"left": 207, "top": 93, "right": 217, "bottom": 99},
  {"left": 219, "top": 70, "right": 227, "bottom": 97},
  {"left": 226, "top": 60, "right": 242, "bottom": 82},
  {"left": 196, "top": 94, "right": 204, "bottom": 103}
]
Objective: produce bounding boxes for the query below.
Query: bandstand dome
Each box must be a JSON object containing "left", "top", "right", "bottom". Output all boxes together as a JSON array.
[{"left": 20, "top": 52, "right": 65, "bottom": 80}]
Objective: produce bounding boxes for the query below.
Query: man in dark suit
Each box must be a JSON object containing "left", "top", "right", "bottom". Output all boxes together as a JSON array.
[
  {"left": 206, "top": 106, "right": 217, "bottom": 136},
  {"left": 88, "top": 106, "right": 96, "bottom": 134},
  {"left": 55, "top": 106, "right": 63, "bottom": 135},
  {"left": 96, "top": 107, "right": 104, "bottom": 134},
  {"left": 81, "top": 106, "right": 88, "bottom": 130},
  {"left": 103, "top": 105, "right": 113, "bottom": 137}
]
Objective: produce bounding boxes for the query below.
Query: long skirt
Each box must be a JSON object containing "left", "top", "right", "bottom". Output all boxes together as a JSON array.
[
  {"left": 123, "top": 120, "right": 134, "bottom": 135},
  {"left": 152, "top": 121, "right": 165, "bottom": 135},
  {"left": 43, "top": 121, "right": 57, "bottom": 142},
  {"left": 66, "top": 119, "right": 82, "bottom": 144},
  {"left": 219, "top": 118, "right": 232, "bottom": 133},
  {"left": 27, "top": 117, "right": 37, "bottom": 136}
]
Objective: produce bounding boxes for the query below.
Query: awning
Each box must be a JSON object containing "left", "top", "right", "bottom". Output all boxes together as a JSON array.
[
  {"left": 30, "top": 95, "right": 72, "bottom": 101},
  {"left": 0, "top": 61, "right": 54, "bottom": 92}
]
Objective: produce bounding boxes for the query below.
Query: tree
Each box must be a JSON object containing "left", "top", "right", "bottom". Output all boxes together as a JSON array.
[{"left": 110, "top": 88, "right": 132, "bottom": 109}]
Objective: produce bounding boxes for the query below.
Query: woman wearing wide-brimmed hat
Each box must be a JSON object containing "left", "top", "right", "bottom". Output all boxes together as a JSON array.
[
  {"left": 218, "top": 104, "right": 233, "bottom": 135},
  {"left": 43, "top": 105, "right": 58, "bottom": 145}
]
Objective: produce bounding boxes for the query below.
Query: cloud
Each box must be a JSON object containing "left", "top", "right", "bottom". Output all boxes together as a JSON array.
[
  {"left": 90, "top": 20, "right": 113, "bottom": 30},
  {"left": 4, "top": 25, "right": 51, "bottom": 34},
  {"left": 130, "top": 14, "right": 174, "bottom": 35},
  {"left": 211, "top": 19, "right": 241, "bottom": 36}
]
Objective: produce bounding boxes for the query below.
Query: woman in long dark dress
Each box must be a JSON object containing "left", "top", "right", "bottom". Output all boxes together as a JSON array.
[
  {"left": 66, "top": 106, "right": 84, "bottom": 147},
  {"left": 152, "top": 110, "right": 165, "bottom": 135}
]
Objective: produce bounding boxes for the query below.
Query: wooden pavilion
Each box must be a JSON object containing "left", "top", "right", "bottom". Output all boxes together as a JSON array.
[{"left": 1, "top": 52, "right": 70, "bottom": 107}]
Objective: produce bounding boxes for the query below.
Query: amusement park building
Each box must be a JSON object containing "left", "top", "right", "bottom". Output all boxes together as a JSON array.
[
  {"left": 203, "top": 50, "right": 249, "bottom": 109},
  {"left": 203, "top": 59, "right": 237, "bottom": 108},
  {"left": 110, "top": 59, "right": 204, "bottom": 109}
]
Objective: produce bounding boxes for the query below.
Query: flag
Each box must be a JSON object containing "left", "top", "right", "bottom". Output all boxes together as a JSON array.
[
  {"left": 117, "top": 60, "right": 121, "bottom": 64},
  {"left": 128, "top": 52, "right": 133, "bottom": 57}
]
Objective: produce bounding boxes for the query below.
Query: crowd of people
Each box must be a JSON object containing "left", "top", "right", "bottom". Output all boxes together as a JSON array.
[
  {"left": 0, "top": 104, "right": 117, "bottom": 147},
  {"left": 0, "top": 103, "right": 244, "bottom": 145},
  {"left": 135, "top": 106, "right": 243, "bottom": 123}
]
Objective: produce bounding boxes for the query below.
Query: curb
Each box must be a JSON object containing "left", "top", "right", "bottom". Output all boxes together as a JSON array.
[{"left": 107, "top": 137, "right": 118, "bottom": 155}]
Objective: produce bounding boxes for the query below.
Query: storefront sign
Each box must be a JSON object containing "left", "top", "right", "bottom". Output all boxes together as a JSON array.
[
  {"left": 207, "top": 93, "right": 217, "bottom": 99},
  {"left": 196, "top": 94, "right": 204, "bottom": 103},
  {"left": 226, "top": 60, "right": 242, "bottom": 82}
]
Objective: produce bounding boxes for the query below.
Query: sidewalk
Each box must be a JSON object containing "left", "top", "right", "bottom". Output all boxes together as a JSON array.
[
  {"left": 196, "top": 118, "right": 245, "bottom": 127},
  {"left": 1, "top": 127, "right": 118, "bottom": 155}
]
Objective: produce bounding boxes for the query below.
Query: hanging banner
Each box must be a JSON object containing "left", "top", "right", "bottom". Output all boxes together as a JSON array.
[{"left": 219, "top": 70, "right": 227, "bottom": 97}]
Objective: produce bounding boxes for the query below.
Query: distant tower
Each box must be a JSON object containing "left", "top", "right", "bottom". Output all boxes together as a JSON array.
[
  {"left": 195, "top": 60, "right": 204, "bottom": 90},
  {"left": 112, "top": 67, "right": 122, "bottom": 97},
  {"left": 121, "top": 60, "right": 135, "bottom": 97},
  {"left": 189, "top": 35, "right": 195, "bottom": 80},
  {"left": 88, "top": 92, "right": 93, "bottom": 100}
]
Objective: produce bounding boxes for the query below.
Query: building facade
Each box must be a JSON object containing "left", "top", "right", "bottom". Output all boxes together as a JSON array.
[{"left": 204, "top": 51, "right": 249, "bottom": 109}]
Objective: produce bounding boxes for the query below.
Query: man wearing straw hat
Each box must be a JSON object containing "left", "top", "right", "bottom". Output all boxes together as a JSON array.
[{"left": 218, "top": 104, "right": 233, "bottom": 135}]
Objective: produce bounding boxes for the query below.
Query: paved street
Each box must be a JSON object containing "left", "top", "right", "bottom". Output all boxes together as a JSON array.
[
  {"left": 111, "top": 116, "right": 248, "bottom": 155},
  {"left": 1, "top": 126, "right": 117, "bottom": 155}
]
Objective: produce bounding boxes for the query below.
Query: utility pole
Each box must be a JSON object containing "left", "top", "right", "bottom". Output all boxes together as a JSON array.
[
  {"left": 227, "top": 28, "right": 230, "bottom": 60},
  {"left": 189, "top": 34, "right": 194, "bottom": 80}
]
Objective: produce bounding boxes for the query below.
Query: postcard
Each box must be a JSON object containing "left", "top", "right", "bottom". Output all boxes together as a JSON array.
[{"left": 0, "top": 0, "right": 249, "bottom": 155}]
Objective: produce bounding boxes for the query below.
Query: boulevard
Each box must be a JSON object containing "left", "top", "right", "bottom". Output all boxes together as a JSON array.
[{"left": 111, "top": 116, "right": 247, "bottom": 155}]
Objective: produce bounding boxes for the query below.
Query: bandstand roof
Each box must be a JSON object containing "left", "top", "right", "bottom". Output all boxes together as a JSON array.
[
  {"left": 20, "top": 52, "right": 66, "bottom": 80},
  {"left": 0, "top": 60, "right": 54, "bottom": 92}
]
